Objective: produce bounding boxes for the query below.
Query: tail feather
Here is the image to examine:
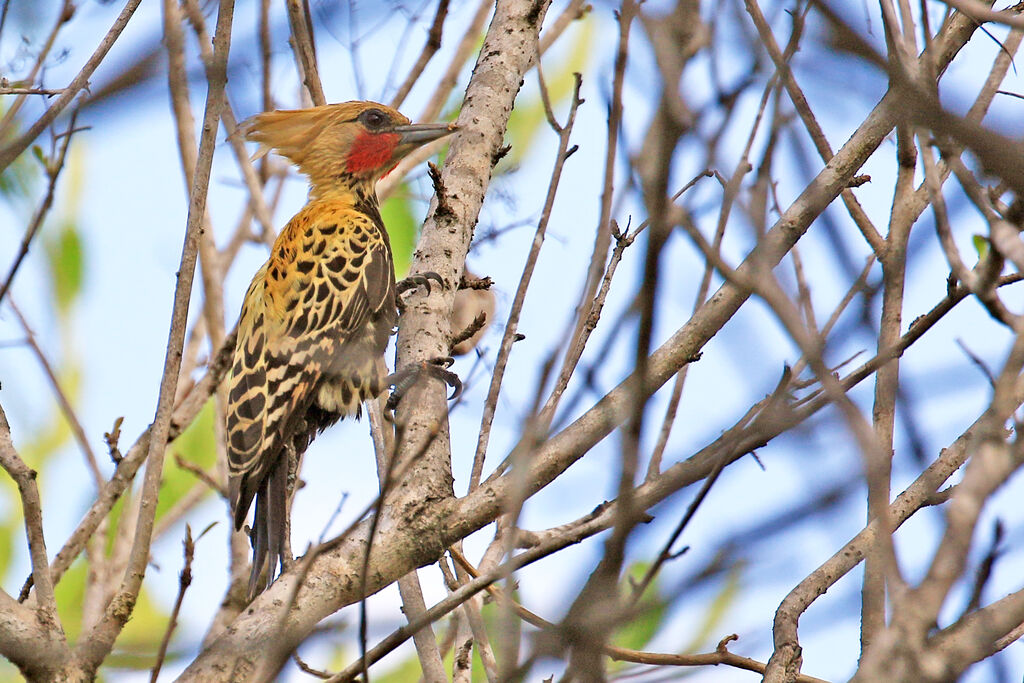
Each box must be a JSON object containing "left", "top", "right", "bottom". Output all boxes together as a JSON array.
[
  {"left": 247, "top": 458, "right": 289, "bottom": 598},
  {"left": 266, "top": 460, "right": 288, "bottom": 582},
  {"left": 248, "top": 481, "right": 270, "bottom": 598}
]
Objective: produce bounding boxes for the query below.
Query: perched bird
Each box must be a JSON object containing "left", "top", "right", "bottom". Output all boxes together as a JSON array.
[{"left": 226, "top": 101, "right": 456, "bottom": 596}]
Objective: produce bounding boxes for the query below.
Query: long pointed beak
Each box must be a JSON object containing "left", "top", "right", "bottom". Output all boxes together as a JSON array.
[{"left": 393, "top": 122, "right": 458, "bottom": 146}]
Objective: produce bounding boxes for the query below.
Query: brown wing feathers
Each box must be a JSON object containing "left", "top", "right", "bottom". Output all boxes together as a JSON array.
[{"left": 226, "top": 202, "right": 395, "bottom": 594}]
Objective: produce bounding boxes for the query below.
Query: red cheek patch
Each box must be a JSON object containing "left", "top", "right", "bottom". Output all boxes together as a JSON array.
[{"left": 346, "top": 132, "right": 400, "bottom": 173}]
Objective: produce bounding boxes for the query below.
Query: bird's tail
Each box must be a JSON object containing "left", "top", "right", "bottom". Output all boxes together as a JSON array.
[{"left": 248, "top": 458, "right": 289, "bottom": 599}]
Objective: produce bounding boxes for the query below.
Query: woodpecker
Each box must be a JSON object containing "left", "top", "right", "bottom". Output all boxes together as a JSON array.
[{"left": 226, "top": 101, "right": 456, "bottom": 596}]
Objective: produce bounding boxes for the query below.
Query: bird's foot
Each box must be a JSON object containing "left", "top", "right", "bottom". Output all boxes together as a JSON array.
[
  {"left": 396, "top": 271, "right": 444, "bottom": 313},
  {"left": 384, "top": 356, "right": 462, "bottom": 416},
  {"left": 397, "top": 271, "right": 444, "bottom": 297}
]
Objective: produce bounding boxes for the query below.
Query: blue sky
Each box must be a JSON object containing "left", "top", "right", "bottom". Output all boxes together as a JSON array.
[{"left": 2, "top": 1, "right": 1024, "bottom": 680}]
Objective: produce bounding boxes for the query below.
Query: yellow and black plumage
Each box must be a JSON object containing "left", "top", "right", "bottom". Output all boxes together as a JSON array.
[{"left": 226, "top": 101, "right": 455, "bottom": 596}]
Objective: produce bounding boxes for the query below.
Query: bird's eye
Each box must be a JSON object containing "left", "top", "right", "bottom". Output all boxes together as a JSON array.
[{"left": 360, "top": 109, "right": 388, "bottom": 130}]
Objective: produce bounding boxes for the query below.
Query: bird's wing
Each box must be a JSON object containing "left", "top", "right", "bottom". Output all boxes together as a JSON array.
[{"left": 226, "top": 206, "right": 394, "bottom": 530}]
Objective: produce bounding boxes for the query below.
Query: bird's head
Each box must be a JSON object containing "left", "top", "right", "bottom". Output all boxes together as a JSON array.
[{"left": 242, "top": 101, "right": 456, "bottom": 200}]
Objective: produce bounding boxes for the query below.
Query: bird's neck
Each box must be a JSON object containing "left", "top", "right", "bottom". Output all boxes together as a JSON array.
[
  {"left": 309, "top": 178, "right": 379, "bottom": 213},
  {"left": 308, "top": 180, "right": 386, "bottom": 234}
]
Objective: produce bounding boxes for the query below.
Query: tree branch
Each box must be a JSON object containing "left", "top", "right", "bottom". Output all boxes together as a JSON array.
[
  {"left": 72, "top": 0, "right": 234, "bottom": 672},
  {"left": 0, "top": 0, "right": 143, "bottom": 173}
]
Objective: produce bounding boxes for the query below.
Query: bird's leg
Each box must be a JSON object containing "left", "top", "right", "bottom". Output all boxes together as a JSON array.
[
  {"left": 396, "top": 271, "right": 444, "bottom": 314},
  {"left": 384, "top": 356, "right": 462, "bottom": 416}
]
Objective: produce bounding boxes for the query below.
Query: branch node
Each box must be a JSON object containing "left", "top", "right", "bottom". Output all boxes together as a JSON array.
[
  {"left": 427, "top": 161, "right": 454, "bottom": 218},
  {"left": 491, "top": 144, "right": 512, "bottom": 166},
  {"left": 715, "top": 633, "right": 739, "bottom": 654},
  {"left": 459, "top": 274, "right": 493, "bottom": 290},
  {"left": 105, "top": 416, "right": 124, "bottom": 463},
  {"left": 450, "top": 311, "right": 488, "bottom": 352}
]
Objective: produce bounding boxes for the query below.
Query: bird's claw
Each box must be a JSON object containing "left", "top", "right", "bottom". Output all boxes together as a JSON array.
[
  {"left": 397, "top": 271, "right": 445, "bottom": 297},
  {"left": 384, "top": 356, "right": 462, "bottom": 415}
]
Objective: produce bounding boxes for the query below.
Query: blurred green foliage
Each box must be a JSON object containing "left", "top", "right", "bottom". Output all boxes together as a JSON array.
[
  {"left": 502, "top": 17, "right": 593, "bottom": 170},
  {"left": 45, "top": 220, "right": 85, "bottom": 314},
  {"left": 381, "top": 190, "right": 419, "bottom": 278},
  {"left": 613, "top": 562, "right": 669, "bottom": 654},
  {"left": 159, "top": 399, "right": 218, "bottom": 521}
]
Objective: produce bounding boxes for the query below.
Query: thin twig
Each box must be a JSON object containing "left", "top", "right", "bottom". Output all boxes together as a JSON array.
[
  {"left": 448, "top": 548, "right": 830, "bottom": 683},
  {"left": 0, "top": 108, "right": 80, "bottom": 306},
  {"left": 555, "top": 0, "right": 636, "bottom": 423},
  {"left": 0, "top": 0, "right": 142, "bottom": 173},
  {"left": 0, "top": 0, "right": 74, "bottom": 134},
  {"left": 180, "top": 0, "right": 278, "bottom": 241},
  {"left": 389, "top": 0, "right": 450, "bottom": 109},
  {"left": 368, "top": 402, "right": 447, "bottom": 683},
  {"left": 470, "top": 73, "right": 583, "bottom": 490},
  {"left": 285, "top": 0, "right": 326, "bottom": 106},
  {"left": 938, "top": 0, "right": 1024, "bottom": 29},
  {"left": 7, "top": 299, "right": 102, "bottom": 487},
  {"left": 173, "top": 454, "right": 227, "bottom": 497},
  {"left": 18, "top": 327, "right": 237, "bottom": 601},
  {"left": 0, "top": 86, "right": 67, "bottom": 96},
  {"left": 0, "top": 402, "right": 66, "bottom": 651},
  {"left": 150, "top": 524, "right": 201, "bottom": 682}
]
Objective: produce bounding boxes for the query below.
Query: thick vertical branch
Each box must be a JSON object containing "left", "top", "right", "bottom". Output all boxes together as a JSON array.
[{"left": 391, "top": 0, "right": 554, "bottom": 500}]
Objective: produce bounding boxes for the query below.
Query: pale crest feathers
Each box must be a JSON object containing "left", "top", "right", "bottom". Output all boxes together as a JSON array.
[{"left": 241, "top": 100, "right": 410, "bottom": 168}]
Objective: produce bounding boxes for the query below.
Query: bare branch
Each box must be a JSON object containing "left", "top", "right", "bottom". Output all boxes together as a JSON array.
[
  {"left": 0, "top": 402, "right": 68, "bottom": 665},
  {"left": 0, "top": 0, "right": 143, "bottom": 173},
  {"left": 389, "top": 0, "right": 450, "bottom": 109},
  {"left": 73, "top": 0, "right": 234, "bottom": 670}
]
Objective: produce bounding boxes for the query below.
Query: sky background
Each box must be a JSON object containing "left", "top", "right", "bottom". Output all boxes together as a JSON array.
[{"left": 2, "top": 0, "right": 1024, "bottom": 680}]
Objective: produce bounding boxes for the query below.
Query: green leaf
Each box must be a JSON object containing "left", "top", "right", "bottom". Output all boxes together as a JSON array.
[
  {"left": 612, "top": 562, "right": 667, "bottom": 653},
  {"left": 54, "top": 558, "right": 88, "bottom": 641},
  {"left": 0, "top": 658, "right": 20, "bottom": 682},
  {"left": 0, "top": 154, "right": 35, "bottom": 199},
  {"left": 17, "top": 363, "right": 82, "bottom": 470},
  {"left": 375, "top": 648, "right": 424, "bottom": 682},
  {"left": 972, "top": 234, "right": 990, "bottom": 261},
  {"left": 45, "top": 220, "right": 85, "bottom": 313},
  {"left": 0, "top": 103, "right": 38, "bottom": 200},
  {"left": 54, "top": 528, "right": 170, "bottom": 662},
  {"left": 105, "top": 493, "right": 127, "bottom": 557},
  {"left": 381, "top": 191, "right": 418, "bottom": 278},
  {"left": 107, "top": 584, "right": 172, "bottom": 666}
]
